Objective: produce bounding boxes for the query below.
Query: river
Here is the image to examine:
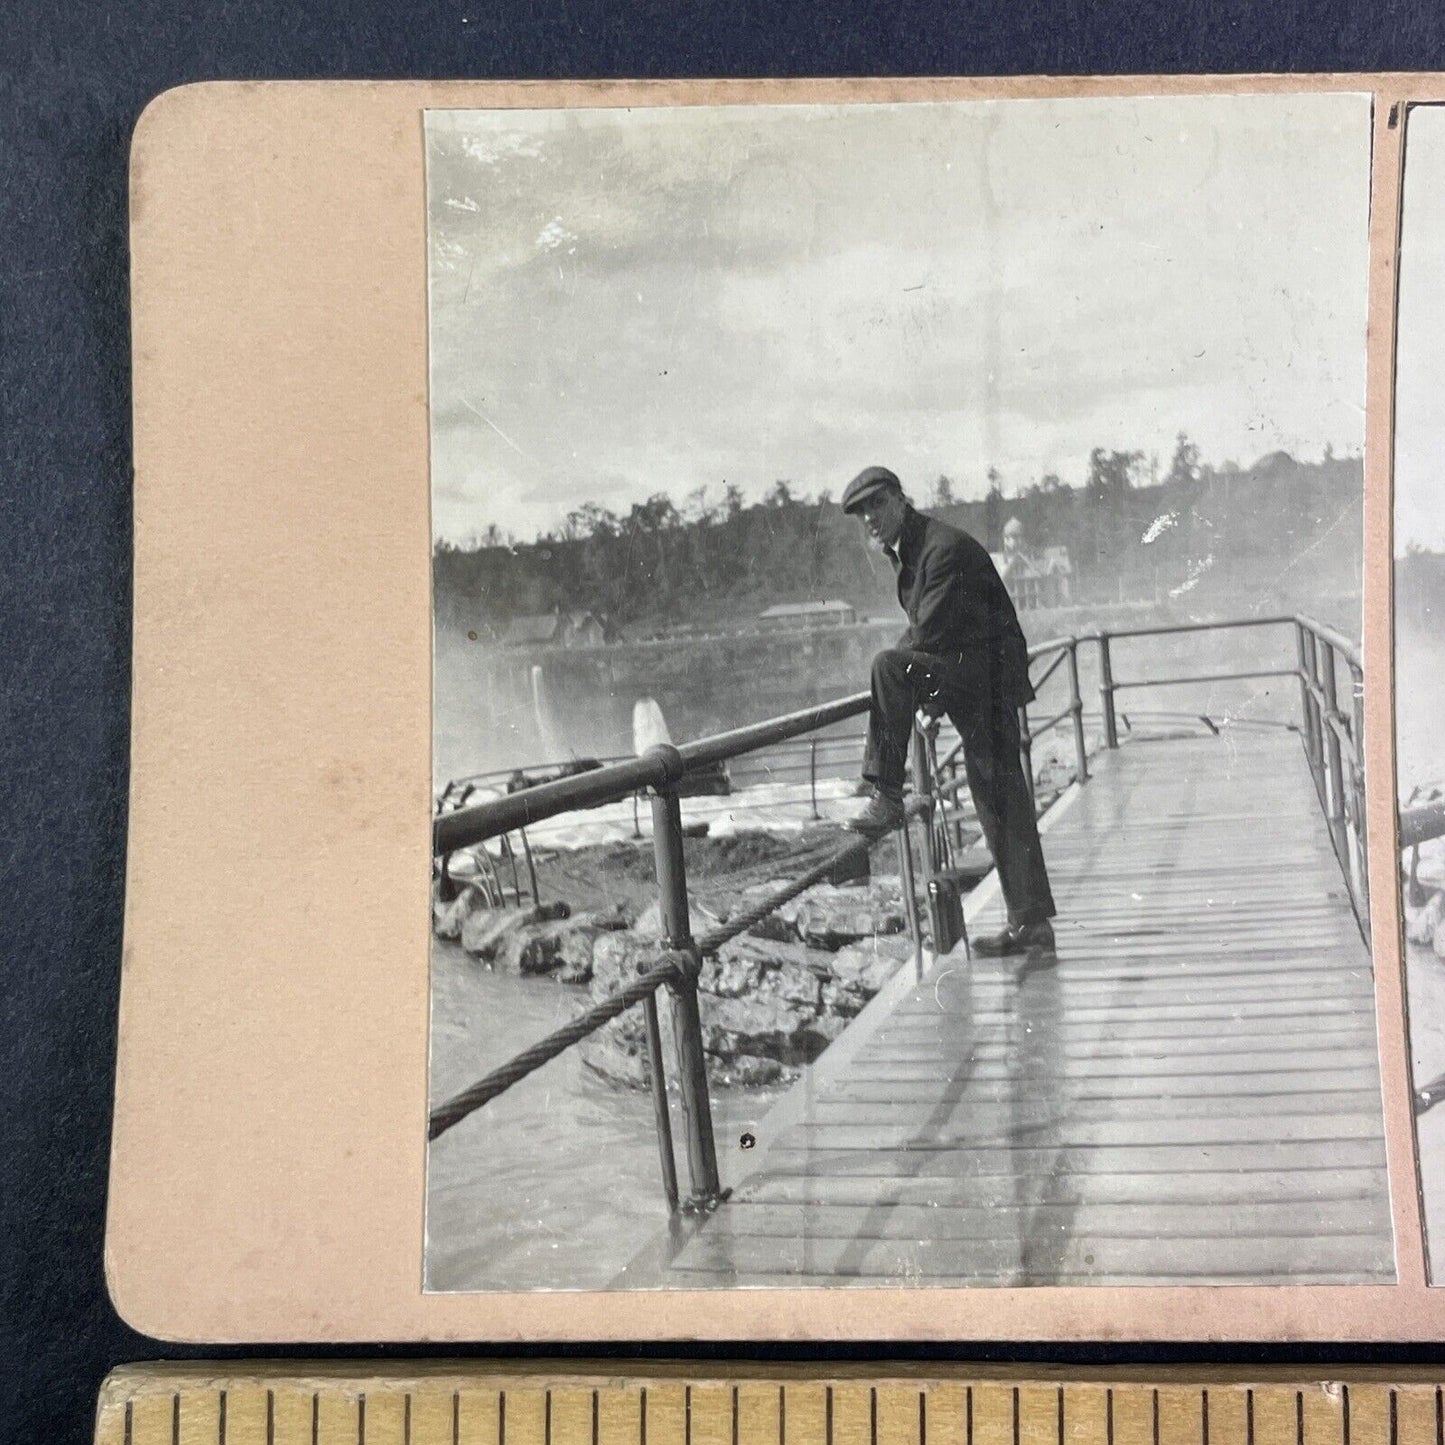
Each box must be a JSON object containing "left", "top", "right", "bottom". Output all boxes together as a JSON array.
[{"left": 426, "top": 942, "right": 778, "bottom": 1291}]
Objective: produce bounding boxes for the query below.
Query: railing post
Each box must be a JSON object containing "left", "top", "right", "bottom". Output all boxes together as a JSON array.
[
  {"left": 1066, "top": 640, "right": 1089, "bottom": 783},
  {"left": 1294, "top": 622, "right": 1319, "bottom": 770},
  {"left": 501, "top": 834, "right": 523, "bottom": 906},
  {"left": 1350, "top": 662, "right": 1371, "bottom": 935},
  {"left": 1018, "top": 705, "right": 1037, "bottom": 809},
  {"left": 895, "top": 817, "right": 926, "bottom": 982},
  {"left": 648, "top": 762, "right": 722, "bottom": 1210},
  {"left": 923, "top": 728, "right": 954, "bottom": 870},
  {"left": 641, "top": 993, "right": 679, "bottom": 1214},
  {"left": 1319, "top": 643, "right": 1349, "bottom": 870},
  {"left": 809, "top": 737, "right": 820, "bottom": 820},
  {"left": 518, "top": 827, "right": 540, "bottom": 906},
  {"left": 1301, "top": 630, "right": 1326, "bottom": 810},
  {"left": 1098, "top": 632, "right": 1119, "bottom": 749},
  {"left": 912, "top": 725, "right": 945, "bottom": 948}
]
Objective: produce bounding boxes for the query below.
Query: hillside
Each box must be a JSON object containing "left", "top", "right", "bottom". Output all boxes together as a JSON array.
[{"left": 434, "top": 448, "right": 1364, "bottom": 637}]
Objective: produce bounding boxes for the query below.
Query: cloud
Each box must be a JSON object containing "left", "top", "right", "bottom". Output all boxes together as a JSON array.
[{"left": 425, "top": 96, "right": 1371, "bottom": 542}]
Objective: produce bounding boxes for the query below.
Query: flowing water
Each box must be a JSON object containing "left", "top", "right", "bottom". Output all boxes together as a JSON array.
[{"left": 426, "top": 942, "right": 779, "bottom": 1291}]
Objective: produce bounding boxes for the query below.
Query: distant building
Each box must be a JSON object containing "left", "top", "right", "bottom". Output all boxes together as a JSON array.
[
  {"left": 990, "top": 518, "right": 1074, "bottom": 610},
  {"left": 757, "top": 599, "right": 858, "bottom": 631},
  {"left": 498, "top": 608, "right": 613, "bottom": 648}
]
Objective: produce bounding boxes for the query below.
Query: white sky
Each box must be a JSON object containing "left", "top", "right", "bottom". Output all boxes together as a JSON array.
[
  {"left": 425, "top": 94, "right": 1371, "bottom": 545},
  {"left": 1396, "top": 105, "right": 1445, "bottom": 554}
]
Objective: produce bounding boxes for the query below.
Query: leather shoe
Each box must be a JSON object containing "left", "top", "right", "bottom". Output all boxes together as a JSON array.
[
  {"left": 847, "top": 790, "right": 907, "bottom": 836},
  {"left": 972, "top": 921, "right": 1056, "bottom": 957}
]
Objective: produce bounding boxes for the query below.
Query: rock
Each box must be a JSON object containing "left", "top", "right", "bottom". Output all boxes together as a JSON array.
[
  {"left": 1407, "top": 890, "right": 1445, "bottom": 946},
  {"left": 743, "top": 908, "right": 799, "bottom": 944},
  {"left": 747, "top": 880, "right": 907, "bottom": 951},
  {"left": 581, "top": 909, "right": 893, "bottom": 1090},
  {"left": 701, "top": 994, "right": 815, "bottom": 1064},
  {"left": 801, "top": 1012, "right": 850, "bottom": 1049},
  {"left": 494, "top": 924, "right": 540, "bottom": 972},
  {"left": 829, "top": 940, "right": 908, "bottom": 1000},
  {"left": 718, "top": 934, "right": 832, "bottom": 974},
  {"left": 591, "top": 930, "right": 655, "bottom": 992},
  {"left": 798, "top": 900, "right": 906, "bottom": 950},
  {"left": 709, "top": 1055, "right": 789, "bottom": 1088},
  {"left": 432, "top": 884, "right": 480, "bottom": 941},
  {"left": 459, "top": 904, "right": 534, "bottom": 960},
  {"left": 517, "top": 921, "right": 602, "bottom": 979},
  {"left": 573, "top": 905, "right": 631, "bottom": 932},
  {"left": 631, "top": 898, "right": 723, "bottom": 941},
  {"left": 698, "top": 953, "right": 765, "bottom": 998},
  {"left": 821, "top": 980, "right": 866, "bottom": 1018}
]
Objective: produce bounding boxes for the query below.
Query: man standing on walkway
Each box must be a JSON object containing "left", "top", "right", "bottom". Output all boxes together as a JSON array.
[{"left": 842, "top": 466, "right": 1057, "bottom": 957}]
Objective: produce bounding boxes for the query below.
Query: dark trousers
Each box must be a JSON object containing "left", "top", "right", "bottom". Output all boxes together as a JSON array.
[{"left": 862, "top": 647, "right": 1056, "bottom": 928}]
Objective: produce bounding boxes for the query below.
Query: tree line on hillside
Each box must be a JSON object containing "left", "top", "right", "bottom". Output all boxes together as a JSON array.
[{"left": 433, "top": 436, "right": 1364, "bottom": 634}]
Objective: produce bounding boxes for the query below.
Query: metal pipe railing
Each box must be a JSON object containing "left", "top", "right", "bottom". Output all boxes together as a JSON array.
[
  {"left": 435, "top": 692, "right": 871, "bottom": 853},
  {"left": 432, "top": 613, "right": 1366, "bottom": 1217},
  {"left": 649, "top": 772, "right": 722, "bottom": 1210},
  {"left": 1402, "top": 800, "right": 1445, "bottom": 851},
  {"left": 1088, "top": 612, "right": 1367, "bottom": 938}
]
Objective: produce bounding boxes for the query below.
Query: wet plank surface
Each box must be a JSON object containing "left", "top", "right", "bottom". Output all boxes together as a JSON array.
[{"left": 660, "top": 728, "right": 1394, "bottom": 1286}]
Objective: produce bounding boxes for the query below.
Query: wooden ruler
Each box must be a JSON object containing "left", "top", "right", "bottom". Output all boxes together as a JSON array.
[{"left": 96, "top": 1366, "right": 1445, "bottom": 1445}]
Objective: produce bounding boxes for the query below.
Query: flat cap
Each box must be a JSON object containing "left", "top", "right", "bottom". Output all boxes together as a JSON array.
[{"left": 841, "top": 465, "right": 902, "bottom": 513}]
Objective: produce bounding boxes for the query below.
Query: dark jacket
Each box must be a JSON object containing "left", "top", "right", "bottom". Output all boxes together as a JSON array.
[{"left": 886, "top": 506, "right": 1035, "bottom": 704}]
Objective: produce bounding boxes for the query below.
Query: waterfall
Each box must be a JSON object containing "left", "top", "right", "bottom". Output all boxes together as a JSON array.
[{"left": 632, "top": 696, "right": 672, "bottom": 755}]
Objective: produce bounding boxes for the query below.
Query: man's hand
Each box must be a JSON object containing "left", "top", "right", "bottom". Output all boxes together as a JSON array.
[{"left": 915, "top": 705, "right": 942, "bottom": 737}]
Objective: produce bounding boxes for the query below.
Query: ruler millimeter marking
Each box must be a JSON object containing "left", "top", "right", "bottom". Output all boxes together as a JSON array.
[{"left": 96, "top": 1371, "right": 1445, "bottom": 1445}]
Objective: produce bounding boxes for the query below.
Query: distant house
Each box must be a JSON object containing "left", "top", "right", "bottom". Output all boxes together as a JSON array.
[
  {"left": 990, "top": 518, "right": 1074, "bottom": 610},
  {"left": 757, "top": 599, "right": 858, "bottom": 631},
  {"left": 498, "top": 609, "right": 613, "bottom": 648}
]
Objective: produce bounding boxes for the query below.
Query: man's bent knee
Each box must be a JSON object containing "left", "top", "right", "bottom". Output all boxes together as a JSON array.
[{"left": 871, "top": 648, "right": 912, "bottom": 683}]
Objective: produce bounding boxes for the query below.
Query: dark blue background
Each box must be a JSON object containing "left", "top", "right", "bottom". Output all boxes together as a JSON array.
[{"left": 5, "top": 3, "right": 1445, "bottom": 1441}]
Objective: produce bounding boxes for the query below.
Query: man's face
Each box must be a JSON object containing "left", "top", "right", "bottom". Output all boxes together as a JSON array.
[{"left": 856, "top": 488, "right": 908, "bottom": 549}]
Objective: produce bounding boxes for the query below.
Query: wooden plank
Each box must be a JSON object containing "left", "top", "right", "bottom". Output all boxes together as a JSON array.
[
  {"left": 887, "top": 972, "right": 1376, "bottom": 1004},
  {"left": 667, "top": 1230, "right": 1393, "bottom": 1283},
  {"left": 735, "top": 1167, "right": 1389, "bottom": 1209},
  {"left": 869, "top": 997, "right": 1371, "bottom": 1026},
  {"left": 781, "top": 1091, "right": 1386, "bottom": 1126},
  {"left": 773, "top": 1113, "right": 1385, "bottom": 1149},
  {"left": 750, "top": 1138, "right": 1387, "bottom": 1174},
  {"left": 706, "top": 1199, "right": 1391, "bottom": 1241},
  {"left": 841, "top": 1042, "right": 1379, "bottom": 1072},
  {"left": 659, "top": 727, "right": 1391, "bottom": 1287},
  {"left": 856, "top": 1016, "right": 1378, "bottom": 1048},
  {"left": 823, "top": 1069, "right": 1373, "bottom": 1101}
]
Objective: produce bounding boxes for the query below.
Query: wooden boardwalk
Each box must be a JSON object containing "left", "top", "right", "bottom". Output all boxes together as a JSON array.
[{"left": 649, "top": 726, "right": 1394, "bottom": 1287}]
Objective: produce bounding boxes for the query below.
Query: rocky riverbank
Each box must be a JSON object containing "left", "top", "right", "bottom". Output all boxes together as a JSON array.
[{"left": 432, "top": 828, "right": 915, "bottom": 1089}]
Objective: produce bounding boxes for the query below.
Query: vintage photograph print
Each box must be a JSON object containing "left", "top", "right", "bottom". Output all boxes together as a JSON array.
[
  {"left": 1395, "top": 104, "right": 1445, "bottom": 1283},
  {"left": 424, "top": 94, "right": 1388, "bottom": 1292}
]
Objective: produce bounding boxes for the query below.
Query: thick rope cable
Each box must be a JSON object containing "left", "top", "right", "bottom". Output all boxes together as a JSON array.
[
  {"left": 428, "top": 951, "right": 694, "bottom": 1141},
  {"left": 693, "top": 841, "right": 867, "bottom": 954},
  {"left": 429, "top": 798, "right": 931, "bottom": 1141}
]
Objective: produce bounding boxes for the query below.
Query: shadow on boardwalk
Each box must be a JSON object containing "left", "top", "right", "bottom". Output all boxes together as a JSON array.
[{"left": 627, "top": 727, "right": 1394, "bottom": 1288}]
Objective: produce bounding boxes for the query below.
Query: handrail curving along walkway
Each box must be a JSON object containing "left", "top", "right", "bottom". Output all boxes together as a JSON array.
[{"left": 429, "top": 614, "right": 1366, "bottom": 1218}]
